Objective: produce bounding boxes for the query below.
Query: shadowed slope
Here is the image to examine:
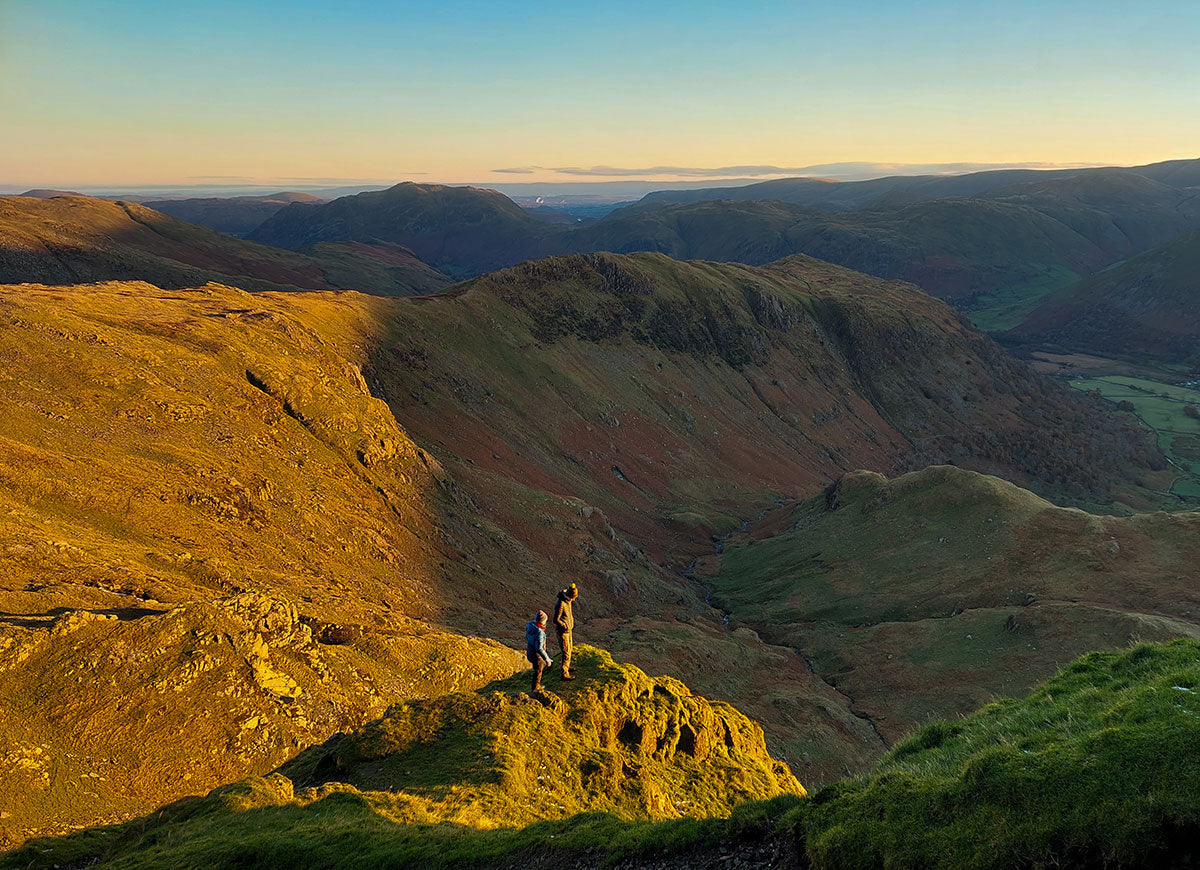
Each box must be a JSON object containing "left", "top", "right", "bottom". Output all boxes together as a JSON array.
[
  {"left": 144, "top": 191, "right": 326, "bottom": 237},
  {"left": 1011, "top": 228, "right": 1200, "bottom": 366},
  {"left": 250, "top": 182, "right": 558, "bottom": 279},
  {"left": 364, "top": 252, "right": 1163, "bottom": 553}
]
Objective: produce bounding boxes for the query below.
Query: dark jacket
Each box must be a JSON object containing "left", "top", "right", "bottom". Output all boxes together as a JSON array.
[
  {"left": 554, "top": 591, "right": 574, "bottom": 635},
  {"left": 526, "top": 621, "right": 551, "bottom": 665}
]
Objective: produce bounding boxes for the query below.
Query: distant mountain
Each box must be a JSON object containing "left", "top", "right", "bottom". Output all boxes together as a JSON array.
[
  {"left": 1010, "top": 228, "right": 1200, "bottom": 365},
  {"left": 15, "top": 188, "right": 85, "bottom": 198},
  {"left": 561, "top": 196, "right": 1111, "bottom": 302},
  {"left": 244, "top": 169, "right": 1200, "bottom": 317},
  {"left": 143, "top": 191, "right": 326, "bottom": 236},
  {"left": 635, "top": 157, "right": 1200, "bottom": 210},
  {"left": 0, "top": 194, "right": 449, "bottom": 295},
  {"left": 250, "top": 182, "right": 558, "bottom": 279}
]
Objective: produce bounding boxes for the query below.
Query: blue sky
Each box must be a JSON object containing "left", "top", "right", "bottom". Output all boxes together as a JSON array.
[{"left": 2, "top": 0, "right": 1198, "bottom": 185}]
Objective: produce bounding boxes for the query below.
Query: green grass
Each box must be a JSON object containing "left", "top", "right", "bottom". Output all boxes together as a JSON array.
[
  {"left": 795, "top": 639, "right": 1200, "bottom": 868},
  {"left": 961, "top": 265, "right": 1080, "bottom": 332},
  {"left": 1069, "top": 375, "right": 1200, "bottom": 500},
  {"left": 9, "top": 641, "right": 1200, "bottom": 869}
]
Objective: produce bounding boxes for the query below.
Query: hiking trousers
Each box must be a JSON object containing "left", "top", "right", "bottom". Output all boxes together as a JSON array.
[
  {"left": 529, "top": 654, "right": 545, "bottom": 693},
  {"left": 556, "top": 629, "right": 573, "bottom": 676}
]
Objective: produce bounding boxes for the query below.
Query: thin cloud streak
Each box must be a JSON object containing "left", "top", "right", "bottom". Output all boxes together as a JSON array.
[{"left": 493, "top": 161, "right": 1107, "bottom": 181}]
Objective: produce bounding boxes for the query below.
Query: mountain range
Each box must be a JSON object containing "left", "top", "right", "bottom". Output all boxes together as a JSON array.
[{"left": 2, "top": 157, "right": 1200, "bottom": 865}]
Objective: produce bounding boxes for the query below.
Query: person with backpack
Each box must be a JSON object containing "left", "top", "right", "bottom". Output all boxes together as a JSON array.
[
  {"left": 525, "top": 610, "right": 553, "bottom": 694},
  {"left": 554, "top": 583, "right": 579, "bottom": 681}
]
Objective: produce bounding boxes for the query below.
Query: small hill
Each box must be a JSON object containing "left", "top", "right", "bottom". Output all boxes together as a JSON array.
[
  {"left": 280, "top": 646, "right": 802, "bottom": 825},
  {"left": 14, "top": 188, "right": 85, "bottom": 198},
  {"left": 1011, "top": 228, "right": 1200, "bottom": 366},
  {"left": 0, "top": 195, "right": 449, "bottom": 295},
  {"left": 0, "top": 648, "right": 804, "bottom": 869},
  {"left": 143, "top": 191, "right": 327, "bottom": 237},
  {"left": 706, "top": 465, "right": 1200, "bottom": 742},
  {"left": 10, "top": 640, "right": 1199, "bottom": 869},
  {"left": 249, "top": 182, "right": 560, "bottom": 279}
]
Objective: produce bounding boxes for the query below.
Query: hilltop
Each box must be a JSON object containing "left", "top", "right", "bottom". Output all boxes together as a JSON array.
[
  {"left": 240, "top": 167, "right": 1200, "bottom": 328},
  {"left": 705, "top": 465, "right": 1200, "bottom": 741},
  {"left": 1011, "top": 228, "right": 1200, "bottom": 366},
  {"left": 249, "top": 182, "right": 557, "bottom": 279},
  {"left": 143, "top": 191, "right": 327, "bottom": 237},
  {"left": 0, "top": 194, "right": 449, "bottom": 295},
  {"left": 9, "top": 640, "right": 1199, "bottom": 869},
  {"left": 635, "top": 157, "right": 1200, "bottom": 210}
]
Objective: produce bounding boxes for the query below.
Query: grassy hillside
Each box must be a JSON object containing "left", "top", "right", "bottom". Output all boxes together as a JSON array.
[
  {"left": 0, "top": 255, "right": 1178, "bottom": 845},
  {"left": 1068, "top": 375, "right": 1200, "bottom": 500},
  {"left": 249, "top": 182, "right": 559, "bottom": 279},
  {"left": 0, "top": 647, "right": 804, "bottom": 869},
  {"left": 0, "top": 194, "right": 448, "bottom": 295},
  {"left": 0, "top": 277, "right": 863, "bottom": 847},
  {"left": 1012, "top": 228, "right": 1200, "bottom": 366},
  {"left": 9, "top": 640, "right": 1199, "bottom": 869},
  {"left": 705, "top": 466, "right": 1200, "bottom": 743},
  {"left": 143, "top": 192, "right": 326, "bottom": 236},
  {"left": 798, "top": 638, "right": 1200, "bottom": 868}
]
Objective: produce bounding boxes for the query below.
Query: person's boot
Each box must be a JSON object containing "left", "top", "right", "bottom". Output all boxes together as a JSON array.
[{"left": 561, "top": 672, "right": 575, "bottom": 681}]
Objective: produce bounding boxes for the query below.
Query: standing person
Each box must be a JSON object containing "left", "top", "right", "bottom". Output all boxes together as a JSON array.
[
  {"left": 525, "top": 610, "right": 552, "bottom": 694},
  {"left": 554, "top": 583, "right": 579, "bottom": 681}
]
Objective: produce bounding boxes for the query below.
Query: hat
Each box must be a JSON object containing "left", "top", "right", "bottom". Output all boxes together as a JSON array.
[
  {"left": 566, "top": 583, "right": 578, "bottom": 599},
  {"left": 535, "top": 610, "right": 548, "bottom": 625}
]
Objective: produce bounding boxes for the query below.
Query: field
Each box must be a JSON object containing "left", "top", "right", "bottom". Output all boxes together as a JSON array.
[
  {"left": 959, "top": 265, "right": 1079, "bottom": 332},
  {"left": 1069, "top": 375, "right": 1200, "bottom": 500}
]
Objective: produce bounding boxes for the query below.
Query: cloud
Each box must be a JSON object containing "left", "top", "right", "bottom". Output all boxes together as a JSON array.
[
  {"left": 491, "top": 161, "right": 1105, "bottom": 181},
  {"left": 545, "top": 165, "right": 816, "bottom": 178}
]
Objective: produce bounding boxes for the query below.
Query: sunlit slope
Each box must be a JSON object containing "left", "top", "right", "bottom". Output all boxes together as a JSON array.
[
  {"left": 0, "top": 195, "right": 448, "bottom": 295},
  {"left": 0, "top": 279, "right": 861, "bottom": 846},
  {"left": 11, "top": 641, "right": 1200, "bottom": 869},
  {"left": 0, "top": 281, "right": 529, "bottom": 845},
  {"left": 0, "top": 648, "right": 804, "bottom": 870},
  {"left": 708, "top": 466, "right": 1200, "bottom": 741}
]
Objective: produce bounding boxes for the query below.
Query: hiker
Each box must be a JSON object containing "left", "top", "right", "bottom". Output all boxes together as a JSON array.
[
  {"left": 525, "top": 610, "right": 552, "bottom": 694},
  {"left": 554, "top": 582, "right": 579, "bottom": 680}
]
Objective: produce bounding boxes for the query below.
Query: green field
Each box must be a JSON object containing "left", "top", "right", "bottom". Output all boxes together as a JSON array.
[
  {"left": 1069, "top": 375, "right": 1200, "bottom": 499},
  {"left": 960, "top": 265, "right": 1080, "bottom": 332}
]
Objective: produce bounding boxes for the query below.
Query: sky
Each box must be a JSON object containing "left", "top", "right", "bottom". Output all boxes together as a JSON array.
[{"left": 2, "top": 0, "right": 1199, "bottom": 188}]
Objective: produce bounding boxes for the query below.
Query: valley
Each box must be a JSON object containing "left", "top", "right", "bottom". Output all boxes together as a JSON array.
[{"left": 7, "top": 3, "right": 1200, "bottom": 864}]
